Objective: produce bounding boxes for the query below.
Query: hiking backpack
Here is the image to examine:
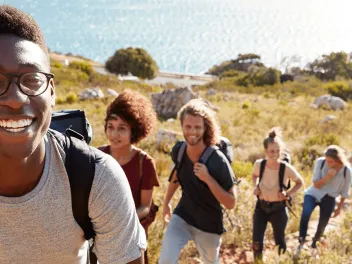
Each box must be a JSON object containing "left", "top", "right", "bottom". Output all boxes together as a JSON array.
[
  {"left": 48, "top": 129, "right": 99, "bottom": 264},
  {"left": 258, "top": 159, "right": 291, "bottom": 193},
  {"left": 49, "top": 110, "right": 98, "bottom": 264},
  {"left": 50, "top": 109, "right": 93, "bottom": 144},
  {"left": 168, "top": 136, "right": 237, "bottom": 184}
]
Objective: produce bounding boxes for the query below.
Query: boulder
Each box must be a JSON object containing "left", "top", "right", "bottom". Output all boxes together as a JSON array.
[
  {"left": 156, "top": 129, "right": 181, "bottom": 152},
  {"left": 151, "top": 87, "right": 198, "bottom": 118},
  {"left": 320, "top": 115, "right": 336, "bottom": 123},
  {"left": 206, "top": 88, "right": 216, "bottom": 96},
  {"left": 313, "top": 94, "right": 347, "bottom": 110},
  {"left": 79, "top": 88, "right": 104, "bottom": 100},
  {"left": 106, "top": 88, "right": 119, "bottom": 97}
]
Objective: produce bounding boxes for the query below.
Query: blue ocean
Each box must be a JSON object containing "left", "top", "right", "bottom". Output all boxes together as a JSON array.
[{"left": 6, "top": 0, "right": 352, "bottom": 74}]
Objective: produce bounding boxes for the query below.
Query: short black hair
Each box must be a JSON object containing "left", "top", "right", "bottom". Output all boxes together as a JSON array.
[{"left": 0, "top": 5, "right": 48, "bottom": 53}]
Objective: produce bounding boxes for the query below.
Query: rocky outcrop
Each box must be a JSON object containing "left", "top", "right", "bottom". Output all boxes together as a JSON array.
[
  {"left": 156, "top": 129, "right": 181, "bottom": 152},
  {"left": 79, "top": 88, "right": 104, "bottom": 100},
  {"left": 312, "top": 95, "right": 347, "bottom": 110},
  {"left": 106, "top": 88, "right": 119, "bottom": 97},
  {"left": 151, "top": 87, "right": 198, "bottom": 118}
]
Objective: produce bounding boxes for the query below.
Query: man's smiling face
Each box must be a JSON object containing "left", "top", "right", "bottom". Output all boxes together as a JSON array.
[{"left": 0, "top": 34, "right": 55, "bottom": 158}]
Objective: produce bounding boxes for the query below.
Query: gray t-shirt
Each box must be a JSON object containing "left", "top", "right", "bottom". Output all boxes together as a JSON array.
[{"left": 0, "top": 136, "right": 146, "bottom": 264}]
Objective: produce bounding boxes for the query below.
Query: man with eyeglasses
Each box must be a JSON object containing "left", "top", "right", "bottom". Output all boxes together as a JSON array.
[{"left": 0, "top": 5, "right": 146, "bottom": 264}]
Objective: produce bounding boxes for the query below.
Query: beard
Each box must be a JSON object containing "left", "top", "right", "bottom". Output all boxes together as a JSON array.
[{"left": 184, "top": 135, "right": 203, "bottom": 146}]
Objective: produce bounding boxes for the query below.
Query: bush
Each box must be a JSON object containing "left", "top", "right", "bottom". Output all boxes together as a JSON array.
[
  {"left": 65, "top": 92, "right": 78, "bottom": 104},
  {"left": 249, "top": 67, "right": 280, "bottom": 86},
  {"left": 305, "top": 133, "right": 340, "bottom": 147},
  {"left": 325, "top": 81, "right": 352, "bottom": 101},
  {"left": 55, "top": 97, "right": 65, "bottom": 104},
  {"left": 232, "top": 161, "right": 253, "bottom": 180},
  {"left": 68, "top": 61, "right": 94, "bottom": 76},
  {"left": 242, "top": 101, "right": 250, "bottom": 109},
  {"left": 105, "top": 47, "right": 158, "bottom": 80}
]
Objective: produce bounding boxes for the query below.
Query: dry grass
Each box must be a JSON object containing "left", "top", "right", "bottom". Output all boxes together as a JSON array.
[{"left": 53, "top": 60, "right": 352, "bottom": 263}]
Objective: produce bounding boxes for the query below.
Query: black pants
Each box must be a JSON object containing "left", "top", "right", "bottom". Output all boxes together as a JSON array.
[{"left": 252, "top": 200, "right": 288, "bottom": 260}]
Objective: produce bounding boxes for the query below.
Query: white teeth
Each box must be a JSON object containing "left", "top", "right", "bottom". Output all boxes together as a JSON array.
[
  {"left": 0, "top": 119, "right": 33, "bottom": 130},
  {"left": 4, "top": 127, "right": 26, "bottom": 133}
]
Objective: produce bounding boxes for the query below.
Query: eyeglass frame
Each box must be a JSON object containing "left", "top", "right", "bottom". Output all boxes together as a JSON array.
[{"left": 0, "top": 71, "right": 54, "bottom": 97}]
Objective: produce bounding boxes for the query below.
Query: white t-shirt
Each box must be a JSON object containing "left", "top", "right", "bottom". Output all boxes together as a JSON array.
[
  {"left": 253, "top": 159, "right": 301, "bottom": 202},
  {"left": 0, "top": 135, "right": 146, "bottom": 263}
]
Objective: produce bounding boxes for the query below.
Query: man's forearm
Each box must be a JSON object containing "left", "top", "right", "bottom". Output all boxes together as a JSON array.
[{"left": 206, "top": 176, "right": 236, "bottom": 209}]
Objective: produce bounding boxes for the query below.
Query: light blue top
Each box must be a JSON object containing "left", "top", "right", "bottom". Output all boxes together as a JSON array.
[{"left": 305, "top": 157, "right": 352, "bottom": 202}]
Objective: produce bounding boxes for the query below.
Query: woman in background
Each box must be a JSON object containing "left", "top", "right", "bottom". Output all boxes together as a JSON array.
[
  {"left": 99, "top": 90, "right": 160, "bottom": 264},
  {"left": 296, "top": 145, "right": 351, "bottom": 256},
  {"left": 252, "top": 127, "right": 303, "bottom": 262}
]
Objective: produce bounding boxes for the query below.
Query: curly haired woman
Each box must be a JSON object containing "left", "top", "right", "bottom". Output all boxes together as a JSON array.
[{"left": 99, "top": 90, "right": 160, "bottom": 264}]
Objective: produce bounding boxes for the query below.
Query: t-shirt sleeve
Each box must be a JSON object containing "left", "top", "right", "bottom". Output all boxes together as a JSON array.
[
  {"left": 171, "top": 141, "right": 183, "bottom": 164},
  {"left": 141, "top": 155, "right": 160, "bottom": 190},
  {"left": 89, "top": 154, "right": 146, "bottom": 264},
  {"left": 341, "top": 167, "right": 352, "bottom": 198},
  {"left": 210, "top": 151, "right": 236, "bottom": 191}
]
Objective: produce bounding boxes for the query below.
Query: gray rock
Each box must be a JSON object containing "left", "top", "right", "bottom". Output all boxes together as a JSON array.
[
  {"left": 151, "top": 87, "right": 198, "bottom": 118},
  {"left": 106, "top": 89, "right": 119, "bottom": 97},
  {"left": 156, "top": 129, "right": 181, "bottom": 152},
  {"left": 206, "top": 88, "right": 216, "bottom": 96},
  {"left": 313, "top": 94, "right": 347, "bottom": 110},
  {"left": 79, "top": 88, "right": 105, "bottom": 100},
  {"left": 320, "top": 115, "right": 336, "bottom": 123}
]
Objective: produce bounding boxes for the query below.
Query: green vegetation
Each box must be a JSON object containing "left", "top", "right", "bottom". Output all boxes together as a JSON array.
[
  {"left": 51, "top": 52, "right": 352, "bottom": 264},
  {"left": 105, "top": 47, "right": 159, "bottom": 80}
]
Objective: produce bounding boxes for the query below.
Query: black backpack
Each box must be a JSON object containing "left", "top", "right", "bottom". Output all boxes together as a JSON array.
[
  {"left": 49, "top": 110, "right": 98, "bottom": 264},
  {"left": 168, "top": 136, "right": 237, "bottom": 184},
  {"left": 50, "top": 109, "right": 93, "bottom": 144}
]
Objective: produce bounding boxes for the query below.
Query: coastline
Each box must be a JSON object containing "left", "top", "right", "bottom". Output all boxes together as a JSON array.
[{"left": 50, "top": 52, "right": 217, "bottom": 86}]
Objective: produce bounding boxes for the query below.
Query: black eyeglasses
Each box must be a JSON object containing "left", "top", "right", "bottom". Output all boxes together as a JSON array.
[{"left": 0, "top": 72, "right": 54, "bottom": 97}]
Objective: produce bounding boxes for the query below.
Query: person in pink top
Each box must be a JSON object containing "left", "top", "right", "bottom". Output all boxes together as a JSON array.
[{"left": 251, "top": 127, "right": 304, "bottom": 262}]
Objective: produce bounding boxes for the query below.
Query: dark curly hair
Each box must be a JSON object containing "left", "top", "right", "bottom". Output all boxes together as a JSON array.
[
  {"left": 105, "top": 90, "right": 157, "bottom": 144},
  {"left": 0, "top": 5, "right": 48, "bottom": 54}
]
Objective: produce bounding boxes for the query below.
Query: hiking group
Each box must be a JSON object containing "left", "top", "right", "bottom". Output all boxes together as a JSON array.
[{"left": 0, "top": 4, "right": 351, "bottom": 264}]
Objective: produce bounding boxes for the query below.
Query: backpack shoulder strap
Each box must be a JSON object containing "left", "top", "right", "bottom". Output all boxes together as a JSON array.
[
  {"left": 279, "top": 162, "right": 289, "bottom": 192},
  {"left": 176, "top": 142, "right": 187, "bottom": 168},
  {"left": 258, "top": 159, "right": 267, "bottom": 184},
  {"left": 199, "top": 145, "right": 217, "bottom": 165},
  {"left": 48, "top": 129, "right": 97, "bottom": 240},
  {"left": 168, "top": 141, "right": 186, "bottom": 183},
  {"left": 344, "top": 166, "right": 347, "bottom": 179},
  {"left": 320, "top": 159, "right": 326, "bottom": 170}
]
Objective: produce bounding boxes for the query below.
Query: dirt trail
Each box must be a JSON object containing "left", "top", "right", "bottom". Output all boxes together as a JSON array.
[{"left": 189, "top": 201, "right": 349, "bottom": 264}]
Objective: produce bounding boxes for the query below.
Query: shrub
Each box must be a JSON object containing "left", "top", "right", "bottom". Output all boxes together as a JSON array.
[
  {"left": 55, "top": 97, "right": 65, "bottom": 104},
  {"left": 325, "top": 81, "right": 352, "bottom": 101},
  {"left": 105, "top": 47, "right": 158, "bottom": 80},
  {"left": 68, "top": 61, "right": 94, "bottom": 76},
  {"left": 65, "top": 92, "right": 78, "bottom": 104},
  {"left": 242, "top": 101, "right": 250, "bottom": 109},
  {"left": 305, "top": 133, "right": 340, "bottom": 147}
]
